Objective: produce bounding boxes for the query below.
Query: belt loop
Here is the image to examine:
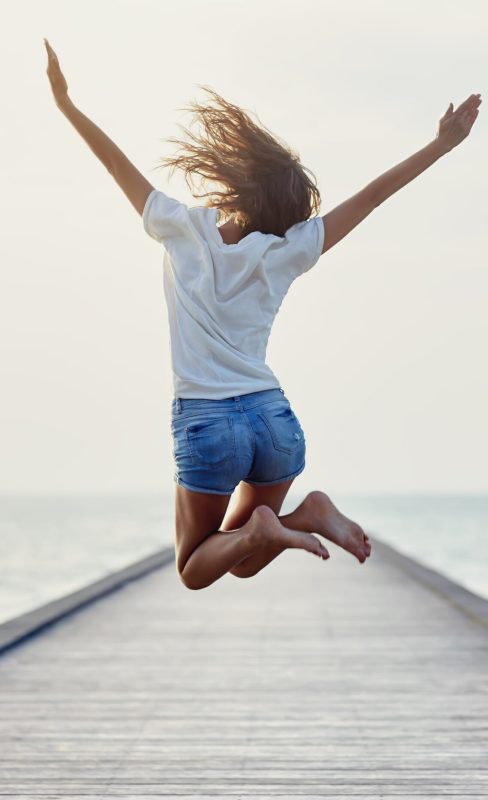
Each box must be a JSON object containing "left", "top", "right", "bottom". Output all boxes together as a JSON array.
[{"left": 176, "top": 397, "right": 182, "bottom": 413}]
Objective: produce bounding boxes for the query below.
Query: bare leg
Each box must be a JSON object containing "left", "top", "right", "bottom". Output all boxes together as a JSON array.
[
  {"left": 224, "top": 490, "right": 371, "bottom": 578},
  {"left": 180, "top": 504, "right": 329, "bottom": 590}
]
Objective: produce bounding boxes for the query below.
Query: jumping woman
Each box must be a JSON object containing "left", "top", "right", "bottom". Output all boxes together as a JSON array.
[{"left": 44, "top": 39, "right": 481, "bottom": 590}]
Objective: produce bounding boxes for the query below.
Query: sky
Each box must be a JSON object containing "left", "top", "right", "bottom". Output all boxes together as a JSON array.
[{"left": 1, "top": 0, "right": 486, "bottom": 495}]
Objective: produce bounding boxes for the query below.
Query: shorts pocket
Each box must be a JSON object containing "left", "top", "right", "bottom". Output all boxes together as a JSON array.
[
  {"left": 185, "top": 415, "right": 236, "bottom": 467},
  {"left": 258, "top": 402, "right": 305, "bottom": 455}
]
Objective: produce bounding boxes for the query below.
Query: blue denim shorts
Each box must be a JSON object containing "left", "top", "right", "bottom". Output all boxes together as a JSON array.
[{"left": 170, "top": 387, "right": 306, "bottom": 495}]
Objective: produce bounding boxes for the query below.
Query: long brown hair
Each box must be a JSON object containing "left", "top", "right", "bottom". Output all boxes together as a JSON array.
[{"left": 155, "top": 86, "right": 321, "bottom": 238}]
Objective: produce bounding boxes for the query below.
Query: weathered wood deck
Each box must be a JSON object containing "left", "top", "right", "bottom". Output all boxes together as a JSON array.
[{"left": 1, "top": 537, "right": 487, "bottom": 798}]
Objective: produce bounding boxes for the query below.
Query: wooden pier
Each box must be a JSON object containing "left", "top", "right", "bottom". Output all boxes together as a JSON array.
[{"left": 1, "top": 536, "right": 487, "bottom": 798}]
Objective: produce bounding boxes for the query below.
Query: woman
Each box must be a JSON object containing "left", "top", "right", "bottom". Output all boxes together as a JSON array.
[{"left": 44, "top": 39, "right": 480, "bottom": 590}]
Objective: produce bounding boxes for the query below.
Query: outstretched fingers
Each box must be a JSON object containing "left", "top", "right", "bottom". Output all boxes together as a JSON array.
[
  {"left": 455, "top": 93, "right": 482, "bottom": 116},
  {"left": 44, "top": 38, "right": 55, "bottom": 58}
]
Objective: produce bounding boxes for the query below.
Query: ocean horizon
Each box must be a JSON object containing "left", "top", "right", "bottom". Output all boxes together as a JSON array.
[{"left": 1, "top": 491, "right": 487, "bottom": 625}]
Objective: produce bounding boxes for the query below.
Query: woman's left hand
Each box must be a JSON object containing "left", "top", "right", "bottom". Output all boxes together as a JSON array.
[
  {"left": 44, "top": 38, "right": 69, "bottom": 108},
  {"left": 436, "top": 93, "right": 482, "bottom": 153}
]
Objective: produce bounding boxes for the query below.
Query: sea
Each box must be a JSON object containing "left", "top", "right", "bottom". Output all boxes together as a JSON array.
[{"left": 1, "top": 492, "right": 487, "bottom": 625}]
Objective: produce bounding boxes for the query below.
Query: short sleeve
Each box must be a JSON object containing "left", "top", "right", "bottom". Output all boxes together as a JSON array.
[
  {"left": 281, "top": 215, "right": 325, "bottom": 278},
  {"left": 142, "top": 188, "right": 190, "bottom": 244}
]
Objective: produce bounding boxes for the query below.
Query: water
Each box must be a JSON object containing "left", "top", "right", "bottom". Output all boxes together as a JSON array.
[
  {"left": 335, "top": 493, "right": 488, "bottom": 601},
  {"left": 0, "top": 493, "right": 175, "bottom": 624},
  {"left": 1, "top": 492, "right": 487, "bottom": 624}
]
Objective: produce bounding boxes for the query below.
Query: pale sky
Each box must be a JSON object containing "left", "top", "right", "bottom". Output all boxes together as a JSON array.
[{"left": 1, "top": 0, "right": 486, "bottom": 494}]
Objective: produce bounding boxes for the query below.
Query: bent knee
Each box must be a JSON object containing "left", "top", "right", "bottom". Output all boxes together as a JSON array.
[
  {"left": 177, "top": 568, "right": 199, "bottom": 590},
  {"left": 177, "top": 563, "right": 207, "bottom": 591}
]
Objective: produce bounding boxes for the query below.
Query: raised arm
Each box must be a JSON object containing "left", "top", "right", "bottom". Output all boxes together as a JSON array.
[
  {"left": 321, "top": 93, "right": 481, "bottom": 255},
  {"left": 44, "top": 38, "right": 153, "bottom": 216}
]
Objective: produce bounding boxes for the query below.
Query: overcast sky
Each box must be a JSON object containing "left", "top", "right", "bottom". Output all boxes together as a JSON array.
[{"left": 1, "top": 0, "right": 486, "bottom": 495}]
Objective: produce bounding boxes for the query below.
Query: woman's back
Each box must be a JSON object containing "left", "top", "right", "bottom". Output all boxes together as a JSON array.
[{"left": 143, "top": 188, "right": 324, "bottom": 399}]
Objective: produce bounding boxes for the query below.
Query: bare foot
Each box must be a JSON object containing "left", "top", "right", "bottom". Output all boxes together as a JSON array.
[
  {"left": 245, "top": 505, "right": 330, "bottom": 561},
  {"left": 295, "top": 491, "right": 371, "bottom": 563}
]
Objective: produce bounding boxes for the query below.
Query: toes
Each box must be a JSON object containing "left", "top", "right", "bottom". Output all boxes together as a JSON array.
[
  {"left": 311, "top": 535, "right": 329, "bottom": 560},
  {"left": 316, "top": 539, "right": 330, "bottom": 559},
  {"left": 361, "top": 531, "right": 372, "bottom": 558},
  {"left": 359, "top": 536, "right": 372, "bottom": 561}
]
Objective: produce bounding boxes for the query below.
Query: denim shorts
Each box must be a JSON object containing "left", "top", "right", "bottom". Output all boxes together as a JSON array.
[{"left": 170, "top": 387, "right": 306, "bottom": 495}]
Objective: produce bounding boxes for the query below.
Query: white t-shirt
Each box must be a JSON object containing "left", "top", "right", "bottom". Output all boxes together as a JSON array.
[{"left": 142, "top": 188, "right": 325, "bottom": 399}]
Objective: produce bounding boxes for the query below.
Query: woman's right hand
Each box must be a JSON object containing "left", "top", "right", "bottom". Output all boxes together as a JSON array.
[
  {"left": 436, "top": 93, "right": 482, "bottom": 153},
  {"left": 44, "top": 38, "right": 70, "bottom": 109}
]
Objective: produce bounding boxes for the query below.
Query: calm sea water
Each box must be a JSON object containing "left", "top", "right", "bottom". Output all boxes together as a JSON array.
[{"left": 1, "top": 492, "right": 487, "bottom": 624}]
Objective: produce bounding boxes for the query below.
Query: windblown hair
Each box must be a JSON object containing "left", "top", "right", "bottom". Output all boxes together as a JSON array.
[{"left": 155, "top": 86, "right": 321, "bottom": 238}]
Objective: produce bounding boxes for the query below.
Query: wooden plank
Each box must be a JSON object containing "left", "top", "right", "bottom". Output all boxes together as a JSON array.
[
  {"left": 0, "top": 535, "right": 487, "bottom": 797},
  {"left": 371, "top": 537, "right": 488, "bottom": 628},
  {"left": 0, "top": 548, "right": 175, "bottom": 653}
]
